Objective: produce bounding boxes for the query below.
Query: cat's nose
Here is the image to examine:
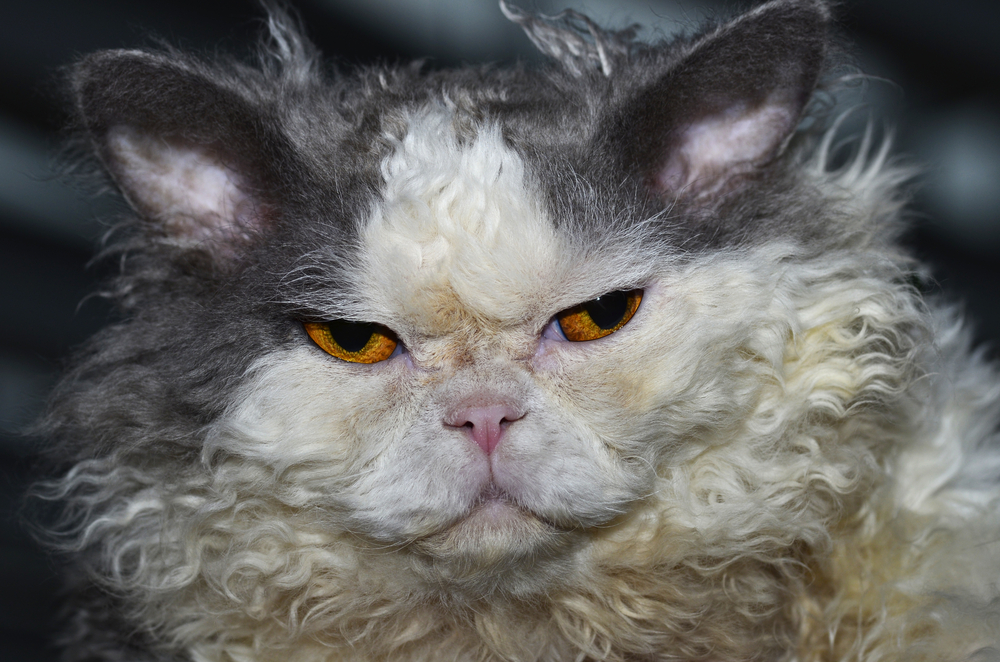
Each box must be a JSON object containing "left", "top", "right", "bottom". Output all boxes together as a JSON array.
[{"left": 444, "top": 404, "right": 524, "bottom": 455}]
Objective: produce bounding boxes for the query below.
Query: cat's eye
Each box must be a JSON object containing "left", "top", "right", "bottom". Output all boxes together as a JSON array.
[
  {"left": 556, "top": 289, "right": 643, "bottom": 342},
  {"left": 304, "top": 320, "right": 399, "bottom": 363}
]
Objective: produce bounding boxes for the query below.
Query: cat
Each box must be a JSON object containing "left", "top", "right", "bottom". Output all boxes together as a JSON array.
[{"left": 36, "top": 0, "right": 1000, "bottom": 660}]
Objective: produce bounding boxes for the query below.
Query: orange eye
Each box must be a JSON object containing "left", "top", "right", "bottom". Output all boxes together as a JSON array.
[
  {"left": 556, "top": 289, "right": 642, "bottom": 342},
  {"left": 304, "top": 320, "right": 399, "bottom": 363}
]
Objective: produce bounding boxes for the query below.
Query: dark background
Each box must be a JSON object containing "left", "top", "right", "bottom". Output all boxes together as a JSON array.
[{"left": 2, "top": 1, "right": 998, "bottom": 659}]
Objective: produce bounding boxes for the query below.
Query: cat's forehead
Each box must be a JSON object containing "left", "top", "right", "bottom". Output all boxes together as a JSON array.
[{"left": 357, "top": 107, "right": 565, "bottom": 335}]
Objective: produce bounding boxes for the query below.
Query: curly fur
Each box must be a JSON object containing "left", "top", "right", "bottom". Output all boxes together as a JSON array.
[{"left": 34, "top": 2, "right": 1000, "bottom": 661}]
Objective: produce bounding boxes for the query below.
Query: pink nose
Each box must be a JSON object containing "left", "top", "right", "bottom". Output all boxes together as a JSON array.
[{"left": 445, "top": 404, "right": 524, "bottom": 455}]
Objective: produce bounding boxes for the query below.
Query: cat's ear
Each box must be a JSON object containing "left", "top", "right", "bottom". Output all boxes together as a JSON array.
[
  {"left": 72, "top": 50, "right": 289, "bottom": 261},
  {"left": 607, "top": 0, "right": 829, "bottom": 201}
]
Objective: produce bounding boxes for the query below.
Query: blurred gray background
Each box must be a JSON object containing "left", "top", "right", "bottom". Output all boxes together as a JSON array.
[{"left": 1, "top": 1, "right": 998, "bottom": 659}]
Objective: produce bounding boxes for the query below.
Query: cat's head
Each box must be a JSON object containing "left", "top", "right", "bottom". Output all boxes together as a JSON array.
[{"left": 58, "top": 0, "right": 913, "bottom": 605}]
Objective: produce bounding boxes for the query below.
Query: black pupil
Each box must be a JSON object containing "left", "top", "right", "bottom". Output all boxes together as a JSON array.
[
  {"left": 585, "top": 291, "right": 628, "bottom": 329},
  {"left": 329, "top": 320, "right": 377, "bottom": 353}
]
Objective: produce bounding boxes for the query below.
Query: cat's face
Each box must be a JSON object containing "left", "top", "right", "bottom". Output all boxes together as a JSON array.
[{"left": 198, "top": 107, "right": 793, "bottom": 588}]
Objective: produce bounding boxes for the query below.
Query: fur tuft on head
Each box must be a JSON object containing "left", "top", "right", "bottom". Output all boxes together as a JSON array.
[
  {"left": 258, "top": 1, "right": 320, "bottom": 83},
  {"left": 500, "top": 0, "right": 641, "bottom": 77}
]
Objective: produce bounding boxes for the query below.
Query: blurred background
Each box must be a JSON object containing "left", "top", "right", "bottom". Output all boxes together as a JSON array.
[{"left": 1, "top": 0, "right": 998, "bottom": 659}]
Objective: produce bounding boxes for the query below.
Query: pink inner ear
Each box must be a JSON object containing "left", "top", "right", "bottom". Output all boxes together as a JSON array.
[
  {"left": 108, "top": 126, "right": 255, "bottom": 245},
  {"left": 655, "top": 100, "right": 795, "bottom": 196}
]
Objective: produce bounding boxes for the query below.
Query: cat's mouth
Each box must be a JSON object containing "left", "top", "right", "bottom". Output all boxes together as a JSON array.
[
  {"left": 411, "top": 482, "right": 570, "bottom": 563},
  {"left": 460, "top": 482, "right": 537, "bottom": 529}
]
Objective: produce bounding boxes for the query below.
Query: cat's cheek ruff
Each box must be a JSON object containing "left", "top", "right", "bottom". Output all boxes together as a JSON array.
[
  {"left": 199, "top": 348, "right": 496, "bottom": 544},
  {"left": 519, "top": 140, "right": 927, "bottom": 555}
]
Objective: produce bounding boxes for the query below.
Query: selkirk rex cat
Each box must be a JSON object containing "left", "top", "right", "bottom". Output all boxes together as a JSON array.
[{"left": 36, "top": 0, "right": 1000, "bottom": 660}]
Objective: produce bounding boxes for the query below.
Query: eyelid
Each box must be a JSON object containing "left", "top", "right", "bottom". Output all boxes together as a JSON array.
[{"left": 542, "top": 316, "right": 567, "bottom": 341}]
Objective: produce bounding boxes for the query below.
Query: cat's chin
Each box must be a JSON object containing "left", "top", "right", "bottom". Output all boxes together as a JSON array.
[{"left": 411, "top": 484, "right": 575, "bottom": 573}]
